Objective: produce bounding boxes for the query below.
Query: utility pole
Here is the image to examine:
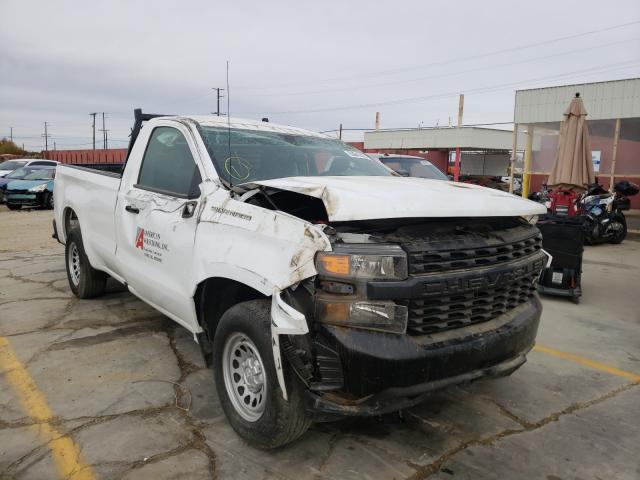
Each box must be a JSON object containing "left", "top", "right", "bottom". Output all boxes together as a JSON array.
[
  {"left": 9, "top": 127, "right": 13, "bottom": 142},
  {"left": 212, "top": 88, "right": 225, "bottom": 116},
  {"left": 90, "top": 113, "right": 97, "bottom": 150},
  {"left": 339, "top": 123, "right": 343, "bottom": 140},
  {"left": 99, "top": 112, "right": 109, "bottom": 149},
  {"left": 453, "top": 94, "right": 464, "bottom": 181},
  {"left": 375, "top": 112, "right": 381, "bottom": 130},
  {"left": 54, "top": 141, "right": 57, "bottom": 151},
  {"left": 42, "top": 122, "right": 51, "bottom": 152}
]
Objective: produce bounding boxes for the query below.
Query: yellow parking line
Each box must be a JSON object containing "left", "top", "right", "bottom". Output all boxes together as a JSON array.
[
  {"left": 0, "top": 336, "right": 96, "bottom": 480},
  {"left": 534, "top": 344, "right": 640, "bottom": 382}
]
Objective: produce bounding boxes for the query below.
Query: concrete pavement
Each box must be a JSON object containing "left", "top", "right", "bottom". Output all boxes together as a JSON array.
[{"left": 1, "top": 207, "right": 638, "bottom": 479}]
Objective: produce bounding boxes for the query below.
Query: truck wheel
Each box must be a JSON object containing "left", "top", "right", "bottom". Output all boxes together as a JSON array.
[
  {"left": 65, "top": 228, "right": 107, "bottom": 298},
  {"left": 212, "top": 299, "right": 311, "bottom": 449}
]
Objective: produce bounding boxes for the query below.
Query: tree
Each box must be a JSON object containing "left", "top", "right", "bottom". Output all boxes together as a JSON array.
[{"left": 0, "top": 138, "right": 26, "bottom": 155}]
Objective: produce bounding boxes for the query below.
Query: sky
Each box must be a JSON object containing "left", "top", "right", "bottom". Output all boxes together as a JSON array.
[{"left": 1, "top": 0, "right": 639, "bottom": 151}]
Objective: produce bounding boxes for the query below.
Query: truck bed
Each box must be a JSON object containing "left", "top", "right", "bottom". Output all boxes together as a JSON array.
[{"left": 54, "top": 163, "right": 122, "bottom": 277}]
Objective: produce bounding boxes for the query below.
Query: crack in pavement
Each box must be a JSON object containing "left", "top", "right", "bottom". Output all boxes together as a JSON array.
[{"left": 403, "top": 381, "right": 640, "bottom": 479}]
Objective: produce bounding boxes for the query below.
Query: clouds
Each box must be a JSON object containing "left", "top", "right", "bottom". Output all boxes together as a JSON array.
[{"left": 1, "top": 0, "right": 639, "bottom": 149}]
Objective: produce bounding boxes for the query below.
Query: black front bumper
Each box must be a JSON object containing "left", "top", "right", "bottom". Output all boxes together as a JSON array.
[{"left": 306, "top": 296, "right": 541, "bottom": 417}]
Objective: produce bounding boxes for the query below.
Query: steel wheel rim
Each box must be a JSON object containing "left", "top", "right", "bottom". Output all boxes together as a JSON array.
[
  {"left": 69, "top": 243, "right": 81, "bottom": 286},
  {"left": 222, "top": 332, "right": 266, "bottom": 422}
]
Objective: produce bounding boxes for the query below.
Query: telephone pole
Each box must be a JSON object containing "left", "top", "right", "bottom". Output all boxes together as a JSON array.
[
  {"left": 99, "top": 112, "right": 109, "bottom": 149},
  {"left": 212, "top": 88, "right": 225, "bottom": 116},
  {"left": 90, "top": 112, "right": 97, "bottom": 150},
  {"left": 42, "top": 122, "right": 51, "bottom": 152},
  {"left": 9, "top": 127, "right": 13, "bottom": 142}
]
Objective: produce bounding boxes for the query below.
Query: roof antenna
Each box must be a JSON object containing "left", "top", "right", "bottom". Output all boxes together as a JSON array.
[{"left": 226, "top": 60, "right": 233, "bottom": 191}]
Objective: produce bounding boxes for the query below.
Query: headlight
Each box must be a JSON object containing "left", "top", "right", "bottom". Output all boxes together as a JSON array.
[
  {"left": 316, "top": 300, "right": 408, "bottom": 334},
  {"left": 29, "top": 183, "right": 48, "bottom": 193},
  {"left": 315, "top": 244, "right": 408, "bottom": 334},
  {"left": 316, "top": 245, "right": 407, "bottom": 280}
]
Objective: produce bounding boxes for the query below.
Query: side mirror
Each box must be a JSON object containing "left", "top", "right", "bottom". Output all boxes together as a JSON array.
[{"left": 396, "top": 169, "right": 410, "bottom": 177}]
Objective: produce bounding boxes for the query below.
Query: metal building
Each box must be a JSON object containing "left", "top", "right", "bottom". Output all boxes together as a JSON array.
[{"left": 513, "top": 78, "right": 640, "bottom": 206}]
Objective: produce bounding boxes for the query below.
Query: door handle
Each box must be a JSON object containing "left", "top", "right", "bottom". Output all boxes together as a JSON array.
[{"left": 125, "top": 205, "right": 140, "bottom": 214}]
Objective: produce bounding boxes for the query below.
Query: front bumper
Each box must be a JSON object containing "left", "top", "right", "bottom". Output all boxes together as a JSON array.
[
  {"left": 5, "top": 193, "right": 46, "bottom": 207},
  {"left": 306, "top": 296, "right": 541, "bottom": 416}
]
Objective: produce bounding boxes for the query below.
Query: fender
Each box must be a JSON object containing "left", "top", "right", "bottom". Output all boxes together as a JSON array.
[{"left": 194, "top": 189, "right": 331, "bottom": 399}]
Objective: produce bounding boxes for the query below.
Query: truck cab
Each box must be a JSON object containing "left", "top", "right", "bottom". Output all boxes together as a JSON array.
[{"left": 54, "top": 111, "right": 547, "bottom": 448}]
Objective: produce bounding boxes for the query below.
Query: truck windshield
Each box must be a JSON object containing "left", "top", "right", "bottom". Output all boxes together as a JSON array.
[{"left": 199, "top": 127, "right": 393, "bottom": 184}]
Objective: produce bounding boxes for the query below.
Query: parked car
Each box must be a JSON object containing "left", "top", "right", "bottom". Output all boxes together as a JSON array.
[
  {"left": 5, "top": 167, "right": 56, "bottom": 210},
  {"left": 54, "top": 110, "right": 546, "bottom": 448},
  {"left": 0, "top": 159, "right": 58, "bottom": 178},
  {"left": 0, "top": 166, "right": 56, "bottom": 203},
  {"left": 369, "top": 154, "right": 449, "bottom": 180}
]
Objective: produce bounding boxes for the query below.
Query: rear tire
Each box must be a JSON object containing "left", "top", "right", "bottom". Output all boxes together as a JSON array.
[
  {"left": 6, "top": 203, "right": 21, "bottom": 210},
  {"left": 65, "top": 228, "right": 107, "bottom": 298},
  {"left": 212, "top": 299, "right": 311, "bottom": 449},
  {"left": 608, "top": 214, "right": 627, "bottom": 244}
]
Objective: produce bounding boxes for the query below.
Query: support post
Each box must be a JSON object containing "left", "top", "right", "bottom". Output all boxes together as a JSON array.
[
  {"left": 375, "top": 112, "right": 380, "bottom": 130},
  {"left": 453, "top": 94, "right": 464, "bottom": 181},
  {"left": 522, "top": 124, "right": 534, "bottom": 198},
  {"left": 609, "top": 118, "right": 621, "bottom": 190},
  {"left": 338, "top": 123, "right": 343, "bottom": 140},
  {"left": 509, "top": 124, "right": 518, "bottom": 193}
]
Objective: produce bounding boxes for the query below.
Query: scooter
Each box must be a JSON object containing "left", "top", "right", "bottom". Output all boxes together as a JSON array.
[{"left": 578, "top": 181, "right": 639, "bottom": 245}]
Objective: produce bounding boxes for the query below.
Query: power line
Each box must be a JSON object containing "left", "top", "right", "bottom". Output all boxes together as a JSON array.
[
  {"left": 243, "top": 37, "right": 640, "bottom": 98},
  {"left": 237, "top": 19, "right": 640, "bottom": 92},
  {"left": 246, "top": 60, "right": 640, "bottom": 115}
]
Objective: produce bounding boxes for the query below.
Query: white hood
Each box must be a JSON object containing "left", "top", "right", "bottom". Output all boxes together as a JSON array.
[{"left": 251, "top": 176, "right": 546, "bottom": 222}]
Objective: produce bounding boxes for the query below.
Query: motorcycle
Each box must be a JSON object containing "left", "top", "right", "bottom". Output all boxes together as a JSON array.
[{"left": 577, "top": 180, "right": 639, "bottom": 245}]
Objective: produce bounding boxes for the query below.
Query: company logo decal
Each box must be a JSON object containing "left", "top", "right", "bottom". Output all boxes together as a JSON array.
[{"left": 134, "top": 227, "right": 169, "bottom": 263}]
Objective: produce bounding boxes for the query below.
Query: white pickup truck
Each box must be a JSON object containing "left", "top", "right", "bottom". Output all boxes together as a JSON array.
[{"left": 54, "top": 110, "right": 547, "bottom": 448}]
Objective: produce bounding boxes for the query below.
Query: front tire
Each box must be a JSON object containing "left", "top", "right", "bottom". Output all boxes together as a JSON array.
[
  {"left": 212, "top": 299, "right": 311, "bottom": 449},
  {"left": 44, "top": 192, "right": 54, "bottom": 209},
  {"left": 65, "top": 228, "right": 107, "bottom": 298}
]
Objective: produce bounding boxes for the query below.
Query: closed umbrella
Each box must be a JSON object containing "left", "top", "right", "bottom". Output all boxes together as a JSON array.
[{"left": 547, "top": 93, "right": 595, "bottom": 191}]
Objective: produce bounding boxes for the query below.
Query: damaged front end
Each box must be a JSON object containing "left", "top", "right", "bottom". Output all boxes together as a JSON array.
[{"left": 268, "top": 213, "right": 546, "bottom": 419}]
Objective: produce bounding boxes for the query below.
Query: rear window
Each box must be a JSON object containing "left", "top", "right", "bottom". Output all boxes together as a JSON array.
[{"left": 0, "top": 160, "right": 28, "bottom": 170}]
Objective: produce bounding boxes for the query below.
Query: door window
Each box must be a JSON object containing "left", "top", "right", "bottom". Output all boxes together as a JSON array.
[{"left": 137, "top": 127, "right": 202, "bottom": 197}]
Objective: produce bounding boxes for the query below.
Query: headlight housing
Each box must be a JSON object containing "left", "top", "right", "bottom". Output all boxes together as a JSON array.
[
  {"left": 316, "top": 244, "right": 407, "bottom": 281},
  {"left": 315, "top": 244, "right": 408, "bottom": 334},
  {"left": 29, "top": 183, "right": 48, "bottom": 193}
]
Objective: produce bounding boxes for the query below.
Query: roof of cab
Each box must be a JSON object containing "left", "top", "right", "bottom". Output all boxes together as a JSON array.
[{"left": 156, "top": 115, "right": 331, "bottom": 139}]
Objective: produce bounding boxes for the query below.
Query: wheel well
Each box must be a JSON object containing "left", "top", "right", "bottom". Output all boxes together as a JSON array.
[
  {"left": 63, "top": 207, "right": 79, "bottom": 239},
  {"left": 195, "top": 277, "right": 268, "bottom": 349}
]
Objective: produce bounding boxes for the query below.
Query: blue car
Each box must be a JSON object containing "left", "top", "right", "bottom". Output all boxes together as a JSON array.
[
  {"left": 5, "top": 167, "right": 56, "bottom": 210},
  {"left": 0, "top": 166, "right": 55, "bottom": 204}
]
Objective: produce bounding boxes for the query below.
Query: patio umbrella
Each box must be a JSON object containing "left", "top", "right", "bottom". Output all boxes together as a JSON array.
[{"left": 547, "top": 93, "right": 595, "bottom": 191}]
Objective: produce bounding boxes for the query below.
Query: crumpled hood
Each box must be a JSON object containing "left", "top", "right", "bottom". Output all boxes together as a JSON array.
[{"left": 250, "top": 176, "right": 546, "bottom": 221}]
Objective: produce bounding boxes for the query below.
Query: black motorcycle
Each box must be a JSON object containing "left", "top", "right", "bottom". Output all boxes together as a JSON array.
[{"left": 578, "top": 180, "right": 639, "bottom": 245}]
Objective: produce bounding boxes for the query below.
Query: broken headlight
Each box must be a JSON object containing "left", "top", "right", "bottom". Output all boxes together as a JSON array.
[{"left": 315, "top": 244, "right": 407, "bottom": 281}]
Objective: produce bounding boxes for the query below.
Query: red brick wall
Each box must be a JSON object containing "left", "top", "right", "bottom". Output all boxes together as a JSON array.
[{"left": 43, "top": 149, "right": 126, "bottom": 164}]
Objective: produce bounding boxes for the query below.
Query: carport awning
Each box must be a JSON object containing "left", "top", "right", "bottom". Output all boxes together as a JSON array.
[{"left": 364, "top": 127, "right": 514, "bottom": 151}]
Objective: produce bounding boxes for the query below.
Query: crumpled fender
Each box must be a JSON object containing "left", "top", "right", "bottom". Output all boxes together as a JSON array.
[{"left": 194, "top": 188, "right": 330, "bottom": 400}]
